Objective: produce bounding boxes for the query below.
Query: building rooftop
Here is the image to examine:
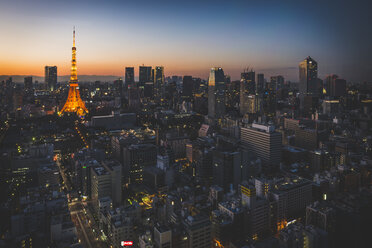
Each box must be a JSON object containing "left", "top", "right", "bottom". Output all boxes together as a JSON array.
[{"left": 93, "top": 166, "right": 109, "bottom": 176}]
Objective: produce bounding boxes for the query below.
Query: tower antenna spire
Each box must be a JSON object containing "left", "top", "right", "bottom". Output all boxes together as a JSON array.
[
  {"left": 73, "top": 26, "right": 75, "bottom": 47},
  {"left": 60, "top": 26, "right": 88, "bottom": 118}
]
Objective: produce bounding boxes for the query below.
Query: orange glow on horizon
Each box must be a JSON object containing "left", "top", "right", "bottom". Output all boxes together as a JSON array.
[{"left": 0, "top": 60, "right": 220, "bottom": 79}]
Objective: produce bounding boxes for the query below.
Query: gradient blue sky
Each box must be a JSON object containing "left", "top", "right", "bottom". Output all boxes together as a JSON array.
[{"left": 0, "top": 0, "right": 371, "bottom": 82}]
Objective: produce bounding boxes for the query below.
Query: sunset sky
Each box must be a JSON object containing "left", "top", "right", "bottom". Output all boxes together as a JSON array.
[{"left": 0, "top": 0, "right": 371, "bottom": 81}]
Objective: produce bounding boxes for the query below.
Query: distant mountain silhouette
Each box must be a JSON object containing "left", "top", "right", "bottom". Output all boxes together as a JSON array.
[{"left": 0, "top": 75, "right": 121, "bottom": 83}]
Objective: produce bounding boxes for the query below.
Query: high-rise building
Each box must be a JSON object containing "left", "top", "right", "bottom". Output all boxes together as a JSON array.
[
  {"left": 91, "top": 166, "right": 112, "bottom": 210},
  {"left": 125, "top": 67, "right": 134, "bottom": 87},
  {"left": 102, "top": 161, "right": 122, "bottom": 207},
  {"left": 330, "top": 78, "right": 346, "bottom": 98},
  {"left": 324, "top": 74, "right": 338, "bottom": 96},
  {"left": 256, "top": 73, "right": 265, "bottom": 94},
  {"left": 123, "top": 144, "right": 157, "bottom": 184},
  {"left": 270, "top": 75, "right": 284, "bottom": 91},
  {"left": 299, "top": 56, "right": 318, "bottom": 95},
  {"left": 24, "top": 77, "right": 33, "bottom": 92},
  {"left": 113, "top": 78, "right": 123, "bottom": 97},
  {"left": 139, "top": 66, "right": 152, "bottom": 86},
  {"left": 154, "top": 66, "right": 165, "bottom": 101},
  {"left": 144, "top": 82, "right": 154, "bottom": 98},
  {"left": 246, "top": 94, "right": 262, "bottom": 114},
  {"left": 213, "top": 150, "right": 241, "bottom": 190},
  {"left": 208, "top": 67, "right": 226, "bottom": 120},
  {"left": 182, "top": 76, "right": 193, "bottom": 98},
  {"left": 128, "top": 85, "right": 140, "bottom": 111},
  {"left": 241, "top": 69, "right": 255, "bottom": 93},
  {"left": 90, "top": 161, "right": 122, "bottom": 211},
  {"left": 240, "top": 70, "right": 255, "bottom": 115},
  {"left": 45, "top": 66, "right": 57, "bottom": 91},
  {"left": 241, "top": 92, "right": 262, "bottom": 116},
  {"left": 271, "top": 177, "right": 313, "bottom": 220},
  {"left": 240, "top": 123, "right": 282, "bottom": 167}
]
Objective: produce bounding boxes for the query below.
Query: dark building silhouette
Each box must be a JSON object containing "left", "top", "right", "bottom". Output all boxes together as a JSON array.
[
  {"left": 125, "top": 67, "right": 134, "bottom": 87},
  {"left": 139, "top": 65, "right": 152, "bottom": 86},
  {"left": 45, "top": 66, "right": 57, "bottom": 91},
  {"left": 208, "top": 67, "right": 226, "bottom": 120},
  {"left": 24, "top": 76, "right": 33, "bottom": 92},
  {"left": 182, "top": 76, "right": 193, "bottom": 98}
]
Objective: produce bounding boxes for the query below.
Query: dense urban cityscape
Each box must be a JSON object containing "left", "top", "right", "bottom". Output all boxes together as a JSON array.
[{"left": 1, "top": 1, "right": 372, "bottom": 248}]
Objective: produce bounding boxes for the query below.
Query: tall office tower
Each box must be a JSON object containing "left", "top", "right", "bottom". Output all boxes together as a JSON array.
[
  {"left": 208, "top": 67, "right": 226, "bottom": 120},
  {"left": 144, "top": 82, "right": 154, "bottom": 98},
  {"left": 139, "top": 65, "right": 152, "bottom": 86},
  {"left": 90, "top": 166, "right": 112, "bottom": 211},
  {"left": 154, "top": 66, "right": 165, "bottom": 101},
  {"left": 102, "top": 161, "right": 122, "bottom": 207},
  {"left": 270, "top": 75, "right": 284, "bottom": 91},
  {"left": 299, "top": 56, "right": 318, "bottom": 95},
  {"left": 240, "top": 184, "right": 271, "bottom": 238},
  {"left": 240, "top": 70, "right": 255, "bottom": 115},
  {"left": 113, "top": 78, "right": 123, "bottom": 97},
  {"left": 324, "top": 74, "right": 338, "bottom": 96},
  {"left": 256, "top": 73, "right": 265, "bottom": 94},
  {"left": 128, "top": 86, "right": 141, "bottom": 111},
  {"left": 213, "top": 150, "right": 241, "bottom": 190},
  {"left": 60, "top": 28, "right": 88, "bottom": 117},
  {"left": 5, "top": 76, "right": 13, "bottom": 88},
  {"left": 331, "top": 78, "right": 346, "bottom": 97},
  {"left": 246, "top": 94, "right": 262, "bottom": 114},
  {"left": 123, "top": 144, "right": 157, "bottom": 184},
  {"left": 194, "top": 147, "right": 214, "bottom": 184},
  {"left": 24, "top": 77, "right": 33, "bottom": 92},
  {"left": 182, "top": 75, "right": 193, "bottom": 98},
  {"left": 241, "top": 69, "right": 255, "bottom": 93},
  {"left": 13, "top": 85, "right": 23, "bottom": 112},
  {"left": 45, "top": 66, "right": 57, "bottom": 91},
  {"left": 325, "top": 75, "right": 346, "bottom": 98},
  {"left": 240, "top": 123, "right": 282, "bottom": 168},
  {"left": 125, "top": 67, "right": 134, "bottom": 87}
]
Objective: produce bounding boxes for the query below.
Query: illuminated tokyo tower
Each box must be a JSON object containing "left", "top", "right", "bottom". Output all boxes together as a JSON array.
[{"left": 59, "top": 27, "right": 88, "bottom": 118}]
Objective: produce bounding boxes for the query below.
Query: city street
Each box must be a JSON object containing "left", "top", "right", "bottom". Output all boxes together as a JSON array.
[{"left": 69, "top": 201, "right": 108, "bottom": 248}]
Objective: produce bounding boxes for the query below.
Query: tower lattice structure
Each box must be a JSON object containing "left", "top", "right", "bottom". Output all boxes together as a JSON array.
[{"left": 59, "top": 27, "right": 88, "bottom": 117}]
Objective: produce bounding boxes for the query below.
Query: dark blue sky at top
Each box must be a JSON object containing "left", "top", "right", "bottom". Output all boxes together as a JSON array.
[{"left": 1, "top": 0, "right": 371, "bottom": 81}]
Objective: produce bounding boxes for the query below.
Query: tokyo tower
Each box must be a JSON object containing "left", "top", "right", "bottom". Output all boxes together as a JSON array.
[{"left": 59, "top": 27, "right": 88, "bottom": 117}]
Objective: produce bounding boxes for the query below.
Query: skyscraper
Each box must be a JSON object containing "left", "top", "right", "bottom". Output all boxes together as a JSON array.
[
  {"left": 125, "top": 67, "right": 134, "bottom": 87},
  {"left": 324, "top": 74, "right": 338, "bottom": 96},
  {"left": 240, "top": 69, "right": 255, "bottom": 115},
  {"left": 154, "top": 66, "right": 164, "bottom": 101},
  {"left": 208, "top": 67, "right": 226, "bottom": 120},
  {"left": 241, "top": 69, "right": 255, "bottom": 94},
  {"left": 325, "top": 75, "right": 346, "bottom": 98},
  {"left": 299, "top": 56, "right": 318, "bottom": 95},
  {"left": 256, "top": 73, "right": 265, "bottom": 94},
  {"left": 24, "top": 76, "right": 33, "bottom": 92},
  {"left": 45, "top": 66, "right": 57, "bottom": 91},
  {"left": 270, "top": 75, "right": 284, "bottom": 91},
  {"left": 114, "top": 78, "right": 123, "bottom": 97},
  {"left": 139, "top": 66, "right": 152, "bottom": 86},
  {"left": 182, "top": 75, "right": 193, "bottom": 98},
  {"left": 331, "top": 78, "right": 346, "bottom": 97}
]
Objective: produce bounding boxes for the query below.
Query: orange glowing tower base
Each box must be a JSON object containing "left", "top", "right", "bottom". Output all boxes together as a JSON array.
[{"left": 59, "top": 27, "right": 88, "bottom": 118}]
